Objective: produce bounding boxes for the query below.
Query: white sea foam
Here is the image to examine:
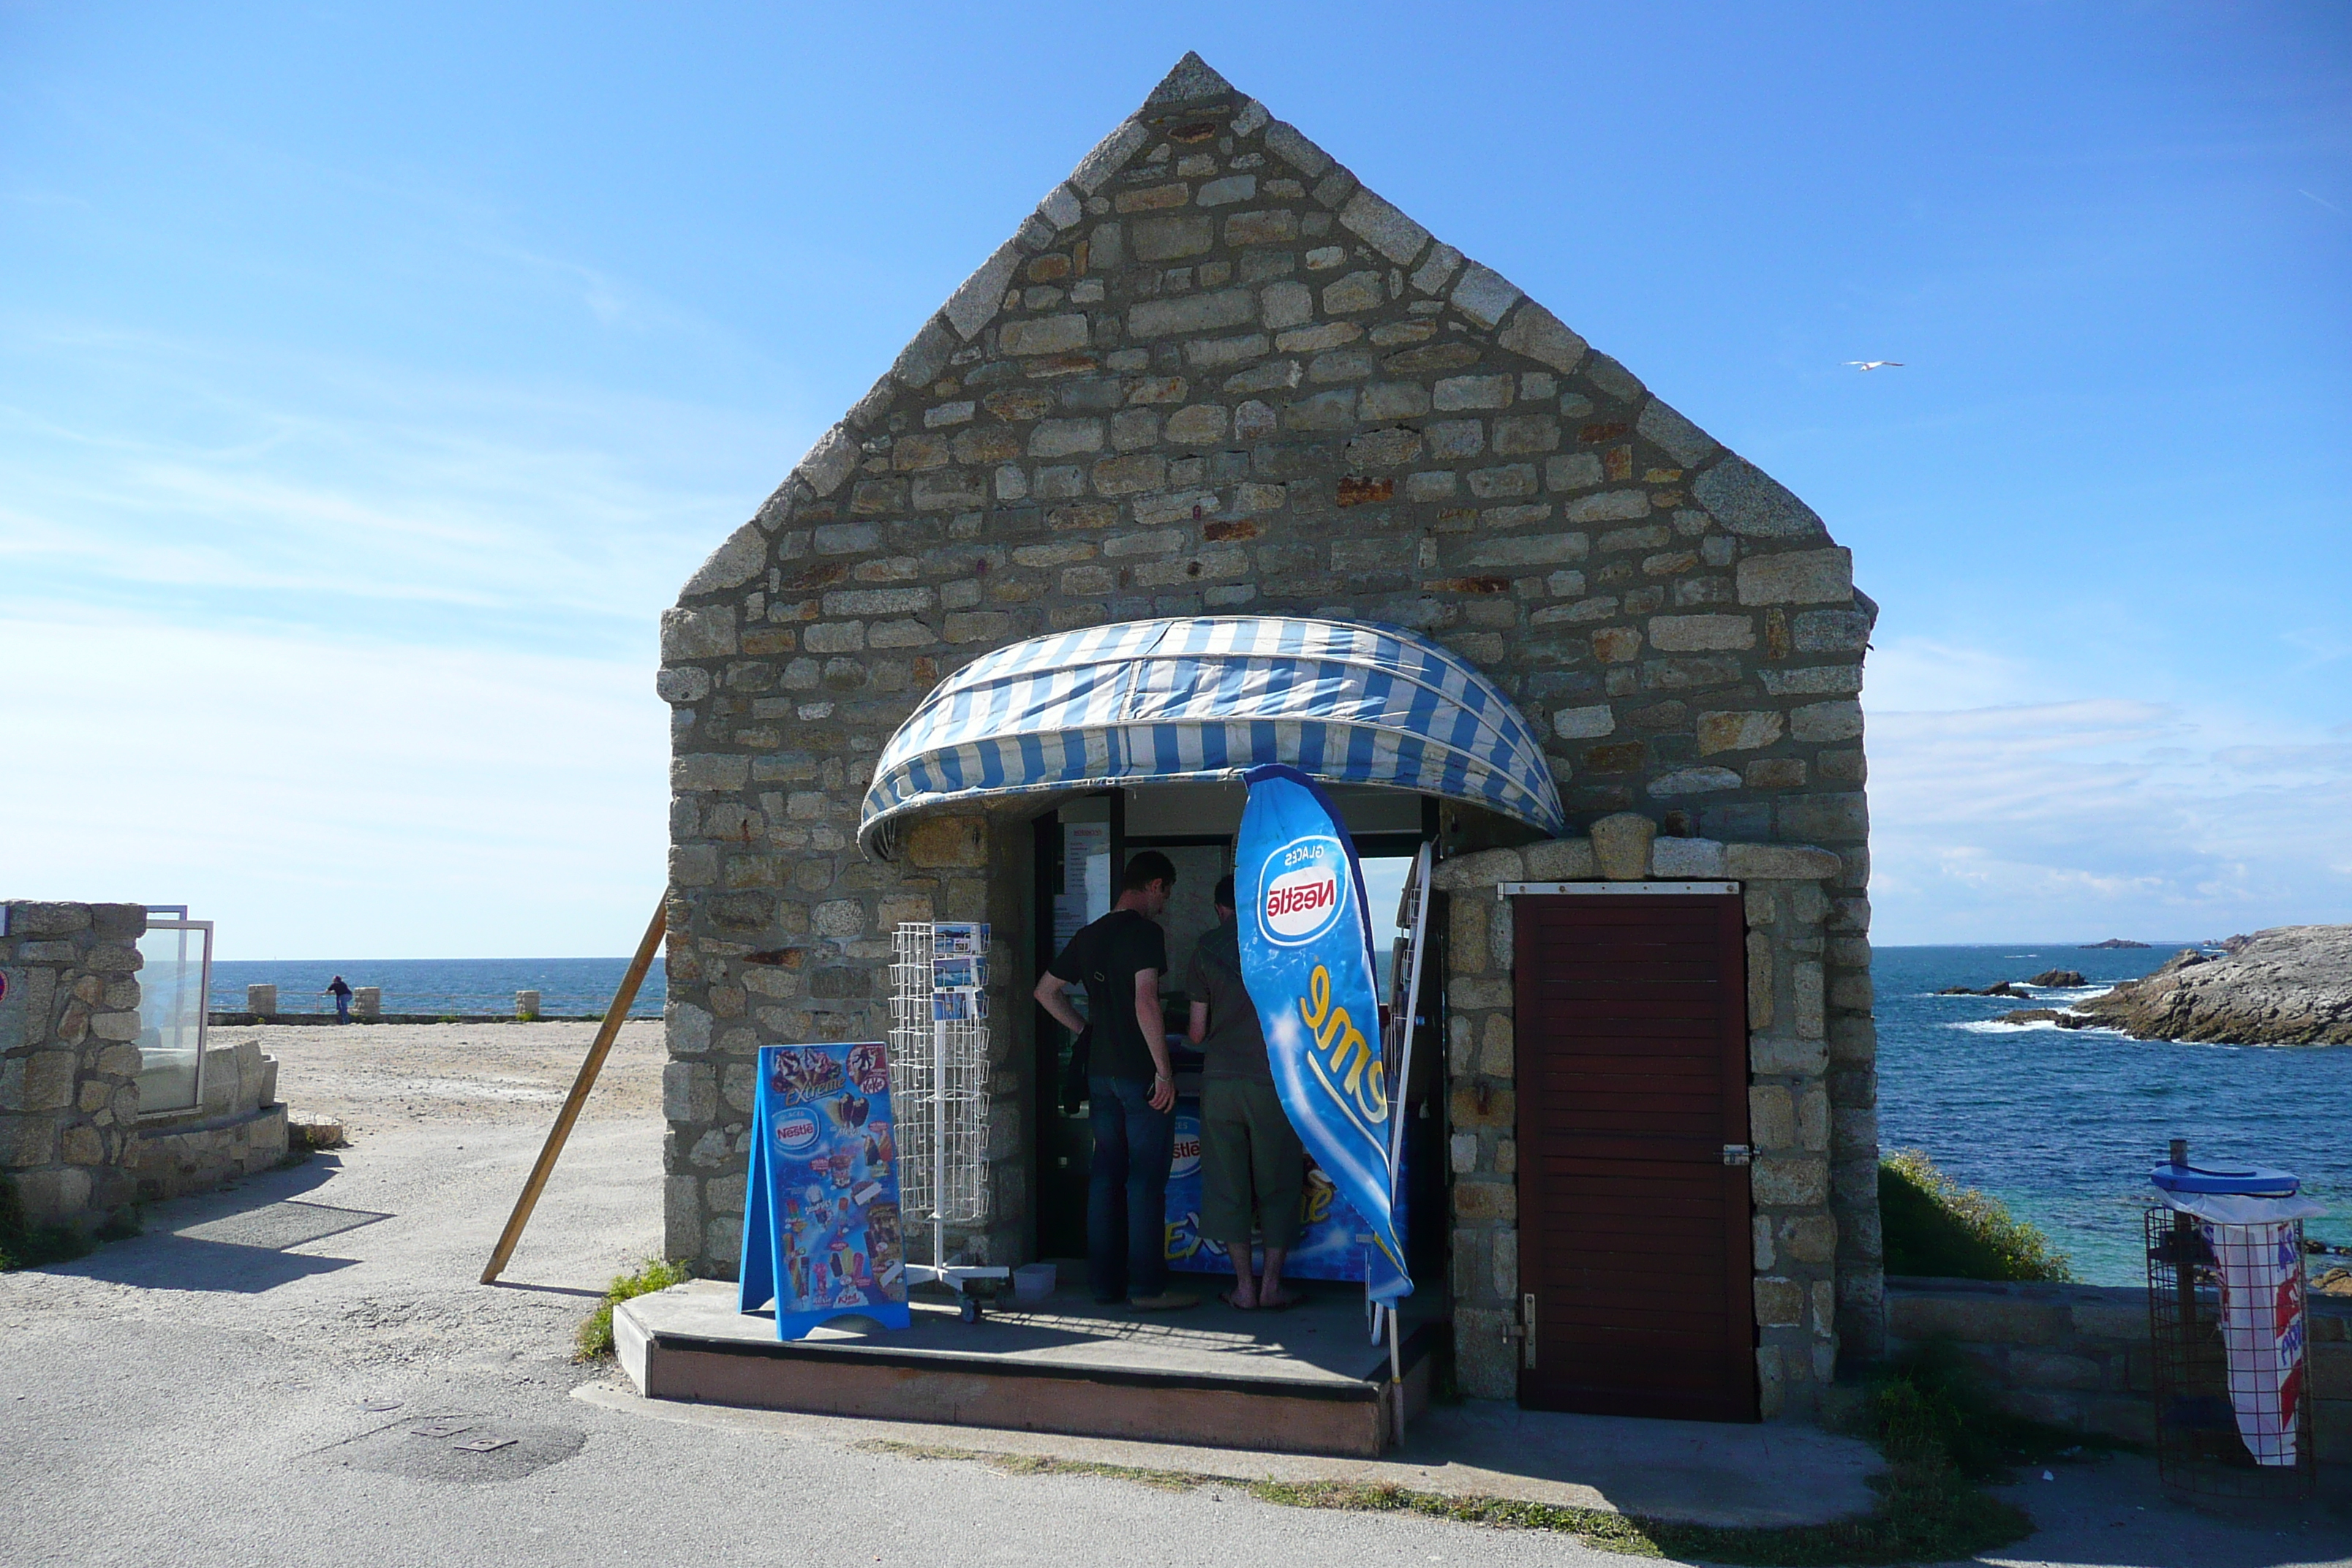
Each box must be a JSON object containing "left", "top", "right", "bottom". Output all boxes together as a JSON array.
[{"left": 1948, "top": 1017, "right": 2124, "bottom": 1036}]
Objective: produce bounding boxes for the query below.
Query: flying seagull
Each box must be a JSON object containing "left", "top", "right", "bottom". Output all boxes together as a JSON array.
[{"left": 1843, "top": 360, "right": 1904, "bottom": 371}]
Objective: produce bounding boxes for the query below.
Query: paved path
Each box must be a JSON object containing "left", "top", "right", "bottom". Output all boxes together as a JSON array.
[{"left": 5, "top": 1023, "right": 2348, "bottom": 1566}]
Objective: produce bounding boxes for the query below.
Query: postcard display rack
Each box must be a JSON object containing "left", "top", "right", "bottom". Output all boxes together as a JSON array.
[{"left": 889, "top": 921, "right": 1010, "bottom": 1314}]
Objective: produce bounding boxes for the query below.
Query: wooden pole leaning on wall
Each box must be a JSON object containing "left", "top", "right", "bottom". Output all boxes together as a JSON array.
[{"left": 480, "top": 897, "right": 668, "bottom": 1284}]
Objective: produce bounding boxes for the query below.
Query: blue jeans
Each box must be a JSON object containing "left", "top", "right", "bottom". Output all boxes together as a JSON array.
[
  {"left": 1087, "top": 1075, "right": 1172, "bottom": 1302},
  {"left": 334, "top": 995, "right": 350, "bottom": 1024}
]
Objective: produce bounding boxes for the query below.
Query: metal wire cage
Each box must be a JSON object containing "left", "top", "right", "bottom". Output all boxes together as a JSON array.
[
  {"left": 2145, "top": 1206, "right": 2318, "bottom": 1504},
  {"left": 887, "top": 924, "right": 991, "bottom": 1235}
]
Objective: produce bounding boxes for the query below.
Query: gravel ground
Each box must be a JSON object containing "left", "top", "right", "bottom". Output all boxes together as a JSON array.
[
  {"left": 5, "top": 1023, "right": 2347, "bottom": 1567},
  {"left": 205, "top": 1017, "right": 666, "bottom": 1133}
]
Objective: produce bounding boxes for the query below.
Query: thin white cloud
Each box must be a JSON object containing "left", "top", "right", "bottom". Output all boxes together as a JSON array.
[
  {"left": 0, "top": 316, "right": 794, "bottom": 629},
  {"left": 0, "top": 611, "right": 670, "bottom": 959},
  {"left": 1865, "top": 669, "right": 2352, "bottom": 941}
]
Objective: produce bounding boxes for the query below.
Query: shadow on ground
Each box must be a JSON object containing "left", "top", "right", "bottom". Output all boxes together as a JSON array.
[{"left": 31, "top": 1155, "right": 392, "bottom": 1294}]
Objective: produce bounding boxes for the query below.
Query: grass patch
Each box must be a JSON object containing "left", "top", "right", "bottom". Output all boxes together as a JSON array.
[
  {"left": 574, "top": 1257, "right": 693, "bottom": 1361},
  {"left": 1862, "top": 1339, "right": 2122, "bottom": 1476},
  {"left": 1881, "top": 1148, "right": 2073, "bottom": 1282},
  {"left": 856, "top": 1431, "right": 2034, "bottom": 1567}
]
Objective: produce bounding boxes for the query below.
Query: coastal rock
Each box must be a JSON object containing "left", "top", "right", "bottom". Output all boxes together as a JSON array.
[
  {"left": 1939, "top": 981, "right": 2027, "bottom": 998},
  {"left": 2071, "top": 926, "right": 2352, "bottom": 1046},
  {"left": 2081, "top": 938, "right": 2149, "bottom": 950},
  {"left": 2027, "top": 969, "right": 2086, "bottom": 988},
  {"left": 1997, "top": 1008, "right": 2099, "bottom": 1030}
]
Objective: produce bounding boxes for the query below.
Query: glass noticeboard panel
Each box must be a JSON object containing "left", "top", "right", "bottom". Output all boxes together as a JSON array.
[{"left": 135, "top": 920, "right": 211, "bottom": 1115}]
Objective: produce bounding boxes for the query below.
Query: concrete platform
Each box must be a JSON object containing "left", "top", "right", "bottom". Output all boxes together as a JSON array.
[{"left": 616, "top": 1276, "right": 1436, "bottom": 1457}]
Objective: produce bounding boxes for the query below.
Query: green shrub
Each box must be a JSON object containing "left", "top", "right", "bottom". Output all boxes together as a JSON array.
[
  {"left": 1880, "top": 1147, "right": 2072, "bottom": 1282},
  {"left": 0, "top": 1179, "right": 91, "bottom": 1272},
  {"left": 575, "top": 1256, "right": 693, "bottom": 1360}
]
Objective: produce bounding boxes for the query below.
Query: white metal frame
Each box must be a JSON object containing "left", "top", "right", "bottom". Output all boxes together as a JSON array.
[{"left": 1368, "top": 843, "right": 1434, "bottom": 1437}]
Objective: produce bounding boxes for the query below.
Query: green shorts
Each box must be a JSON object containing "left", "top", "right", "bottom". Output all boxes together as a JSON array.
[{"left": 1199, "top": 1077, "right": 1305, "bottom": 1250}]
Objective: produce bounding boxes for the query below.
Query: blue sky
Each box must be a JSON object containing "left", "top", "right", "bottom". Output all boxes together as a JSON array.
[{"left": 2, "top": 2, "right": 2345, "bottom": 957}]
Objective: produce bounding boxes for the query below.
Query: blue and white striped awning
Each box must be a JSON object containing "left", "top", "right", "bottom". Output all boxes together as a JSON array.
[{"left": 859, "top": 617, "right": 1564, "bottom": 857}]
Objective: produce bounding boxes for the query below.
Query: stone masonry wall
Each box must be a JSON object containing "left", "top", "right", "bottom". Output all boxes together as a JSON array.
[
  {"left": 1, "top": 902, "right": 148, "bottom": 1228},
  {"left": 1431, "top": 823, "right": 1866, "bottom": 1420},
  {"left": 659, "top": 55, "right": 1877, "bottom": 1332},
  {"left": 1887, "top": 1278, "right": 2352, "bottom": 1464}
]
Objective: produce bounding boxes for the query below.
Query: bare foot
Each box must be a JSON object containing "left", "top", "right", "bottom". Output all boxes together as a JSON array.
[
  {"left": 1255, "top": 1287, "right": 1303, "bottom": 1311},
  {"left": 1219, "top": 1287, "right": 1256, "bottom": 1309}
]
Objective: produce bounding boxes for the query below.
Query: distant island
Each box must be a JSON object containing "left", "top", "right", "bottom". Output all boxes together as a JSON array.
[{"left": 2079, "top": 938, "right": 2150, "bottom": 949}]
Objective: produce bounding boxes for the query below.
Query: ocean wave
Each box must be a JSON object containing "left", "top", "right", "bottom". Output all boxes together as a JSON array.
[{"left": 1946, "top": 1017, "right": 2125, "bottom": 1036}]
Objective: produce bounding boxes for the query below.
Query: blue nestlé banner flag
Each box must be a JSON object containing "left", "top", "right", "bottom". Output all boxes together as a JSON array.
[{"left": 1235, "top": 764, "right": 1411, "bottom": 1302}]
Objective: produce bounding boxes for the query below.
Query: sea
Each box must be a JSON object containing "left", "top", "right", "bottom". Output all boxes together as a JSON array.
[
  {"left": 1877, "top": 943, "right": 2351, "bottom": 1286},
  {"left": 210, "top": 957, "right": 666, "bottom": 1021},
  {"left": 206, "top": 943, "right": 2348, "bottom": 1287}
]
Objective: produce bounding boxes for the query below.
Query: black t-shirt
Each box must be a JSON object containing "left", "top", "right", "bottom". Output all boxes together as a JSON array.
[{"left": 1049, "top": 908, "right": 1169, "bottom": 1082}]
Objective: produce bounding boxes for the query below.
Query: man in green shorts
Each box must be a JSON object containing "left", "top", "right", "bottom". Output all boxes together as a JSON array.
[{"left": 1186, "top": 874, "right": 1305, "bottom": 1310}]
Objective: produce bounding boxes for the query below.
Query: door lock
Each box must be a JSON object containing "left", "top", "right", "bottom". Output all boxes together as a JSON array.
[{"left": 1722, "top": 1144, "right": 1753, "bottom": 1166}]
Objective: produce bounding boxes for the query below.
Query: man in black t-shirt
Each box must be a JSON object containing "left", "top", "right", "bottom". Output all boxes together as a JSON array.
[{"left": 1033, "top": 850, "right": 1198, "bottom": 1311}]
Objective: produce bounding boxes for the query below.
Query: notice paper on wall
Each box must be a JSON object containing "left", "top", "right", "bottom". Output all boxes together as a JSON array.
[{"left": 1053, "top": 823, "right": 1111, "bottom": 956}]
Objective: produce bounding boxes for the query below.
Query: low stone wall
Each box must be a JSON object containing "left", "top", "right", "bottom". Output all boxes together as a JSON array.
[
  {"left": 1887, "top": 1276, "right": 2352, "bottom": 1462},
  {"left": 4, "top": 900, "right": 290, "bottom": 1229},
  {"left": 131, "top": 1039, "right": 288, "bottom": 1204},
  {"left": 1, "top": 902, "right": 150, "bottom": 1226}
]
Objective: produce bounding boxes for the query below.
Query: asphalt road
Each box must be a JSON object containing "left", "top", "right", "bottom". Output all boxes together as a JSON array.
[{"left": 4, "top": 1025, "right": 2348, "bottom": 1567}]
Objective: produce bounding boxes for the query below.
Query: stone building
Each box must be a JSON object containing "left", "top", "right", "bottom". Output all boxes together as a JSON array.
[{"left": 659, "top": 55, "right": 1878, "bottom": 1420}]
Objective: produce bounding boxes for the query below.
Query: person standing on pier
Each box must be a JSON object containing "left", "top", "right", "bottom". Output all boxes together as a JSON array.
[{"left": 326, "top": 975, "right": 353, "bottom": 1025}]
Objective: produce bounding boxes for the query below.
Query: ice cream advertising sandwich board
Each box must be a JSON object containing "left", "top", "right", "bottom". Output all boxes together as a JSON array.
[{"left": 739, "top": 1041, "right": 911, "bottom": 1339}]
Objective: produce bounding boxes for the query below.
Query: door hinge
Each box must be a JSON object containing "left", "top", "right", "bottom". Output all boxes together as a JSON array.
[
  {"left": 1520, "top": 1292, "right": 1537, "bottom": 1368},
  {"left": 1722, "top": 1144, "right": 1753, "bottom": 1166}
]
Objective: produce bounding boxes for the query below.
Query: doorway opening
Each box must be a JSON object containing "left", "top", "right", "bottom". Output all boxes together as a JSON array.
[{"left": 1028, "top": 784, "right": 1441, "bottom": 1270}]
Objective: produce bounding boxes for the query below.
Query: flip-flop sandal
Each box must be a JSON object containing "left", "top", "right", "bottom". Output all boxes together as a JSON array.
[
  {"left": 1219, "top": 1289, "right": 1256, "bottom": 1310},
  {"left": 1255, "top": 1292, "right": 1303, "bottom": 1311}
]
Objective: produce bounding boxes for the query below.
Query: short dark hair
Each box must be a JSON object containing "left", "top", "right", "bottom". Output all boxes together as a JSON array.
[
  {"left": 1121, "top": 850, "right": 1176, "bottom": 892},
  {"left": 1214, "top": 874, "right": 1236, "bottom": 910}
]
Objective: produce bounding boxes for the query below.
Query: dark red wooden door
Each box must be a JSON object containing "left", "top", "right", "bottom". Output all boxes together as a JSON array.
[{"left": 1513, "top": 893, "right": 1755, "bottom": 1421}]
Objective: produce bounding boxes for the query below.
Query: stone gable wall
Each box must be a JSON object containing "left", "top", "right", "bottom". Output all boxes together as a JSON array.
[{"left": 660, "top": 60, "right": 1878, "bottom": 1384}]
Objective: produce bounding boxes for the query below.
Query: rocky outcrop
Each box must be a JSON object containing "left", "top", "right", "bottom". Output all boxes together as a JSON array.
[
  {"left": 2081, "top": 938, "right": 2149, "bottom": 949},
  {"left": 2027, "top": 969, "right": 2084, "bottom": 987},
  {"left": 2072, "top": 926, "right": 2352, "bottom": 1045},
  {"left": 1997, "top": 1007, "right": 2100, "bottom": 1029}
]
